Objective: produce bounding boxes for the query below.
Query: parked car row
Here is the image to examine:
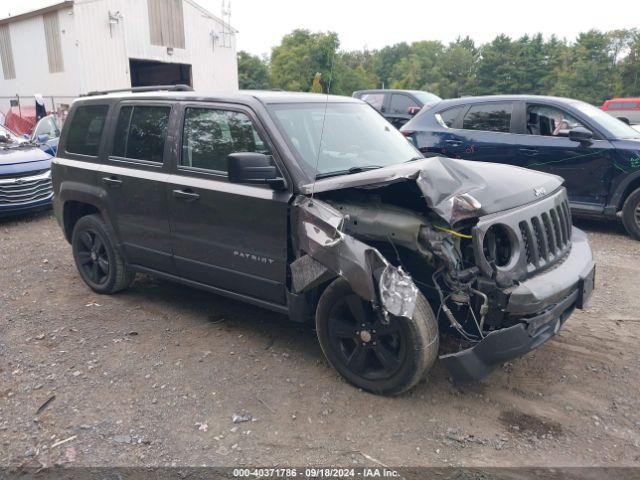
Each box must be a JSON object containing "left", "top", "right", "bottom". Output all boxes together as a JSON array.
[
  {"left": 0, "top": 109, "right": 62, "bottom": 216},
  {"left": 398, "top": 95, "right": 640, "bottom": 240},
  {"left": 0, "top": 123, "right": 54, "bottom": 217},
  {"left": 353, "top": 89, "right": 441, "bottom": 128},
  {"left": 356, "top": 88, "right": 640, "bottom": 240}
]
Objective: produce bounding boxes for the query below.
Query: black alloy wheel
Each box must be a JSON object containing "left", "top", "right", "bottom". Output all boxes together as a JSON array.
[
  {"left": 76, "top": 229, "right": 110, "bottom": 285},
  {"left": 316, "top": 278, "right": 439, "bottom": 395},
  {"left": 327, "top": 293, "right": 407, "bottom": 381},
  {"left": 71, "top": 214, "right": 134, "bottom": 294}
]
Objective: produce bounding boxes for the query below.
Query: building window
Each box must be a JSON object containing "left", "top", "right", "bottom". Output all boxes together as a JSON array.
[
  {"left": 0, "top": 24, "right": 16, "bottom": 79},
  {"left": 43, "top": 12, "right": 64, "bottom": 73},
  {"left": 148, "top": 0, "right": 185, "bottom": 49}
]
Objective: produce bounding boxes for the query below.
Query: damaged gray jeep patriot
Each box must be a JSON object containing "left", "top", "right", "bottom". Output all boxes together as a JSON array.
[{"left": 52, "top": 87, "right": 596, "bottom": 395}]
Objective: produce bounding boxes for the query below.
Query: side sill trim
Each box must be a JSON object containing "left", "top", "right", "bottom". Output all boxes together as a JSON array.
[{"left": 129, "top": 264, "right": 290, "bottom": 316}]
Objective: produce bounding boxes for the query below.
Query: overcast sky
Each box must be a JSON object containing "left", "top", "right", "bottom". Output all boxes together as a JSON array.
[{"left": 4, "top": 0, "right": 639, "bottom": 56}]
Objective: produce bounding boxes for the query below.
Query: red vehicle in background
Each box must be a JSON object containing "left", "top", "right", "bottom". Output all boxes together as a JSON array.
[{"left": 601, "top": 98, "right": 640, "bottom": 125}]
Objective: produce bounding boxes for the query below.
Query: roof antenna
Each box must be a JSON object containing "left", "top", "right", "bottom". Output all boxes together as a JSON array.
[{"left": 309, "top": 44, "right": 336, "bottom": 205}]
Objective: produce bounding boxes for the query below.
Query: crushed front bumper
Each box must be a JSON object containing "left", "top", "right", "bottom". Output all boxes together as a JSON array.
[{"left": 441, "top": 227, "right": 595, "bottom": 381}]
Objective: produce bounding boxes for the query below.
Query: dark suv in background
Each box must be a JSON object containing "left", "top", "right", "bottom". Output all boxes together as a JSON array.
[
  {"left": 52, "top": 87, "right": 594, "bottom": 395},
  {"left": 401, "top": 95, "right": 640, "bottom": 240},
  {"left": 353, "top": 89, "right": 441, "bottom": 128}
]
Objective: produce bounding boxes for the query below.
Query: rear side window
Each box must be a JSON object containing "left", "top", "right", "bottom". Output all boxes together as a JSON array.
[
  {"left": 65, "top": 105, "right": 109, "bottom": 156},
  {"left": 360, "top": 93, "right": 385, "bottom": 111},
  {"left": 436, "top": 106, "right": 464, "bottom": 128},
  {"left": 462, "top": 103, "right": 512, "bottom": 133},
  {"left": 181, "top": 108, "right": 269, "bottom": 173},
  {"left": 389, "top": 94, "right": 415, "bottom": 115},
  {"left": 112, "top": 105, "right": 171, "bottom": 163}
]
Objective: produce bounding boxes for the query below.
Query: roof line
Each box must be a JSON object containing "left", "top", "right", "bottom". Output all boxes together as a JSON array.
[
  {"left": 0, "top": 1, "right": 74, "bottom": 26},
  {"left": 184, "top": 0, "right": 237, "bottom": 33}
]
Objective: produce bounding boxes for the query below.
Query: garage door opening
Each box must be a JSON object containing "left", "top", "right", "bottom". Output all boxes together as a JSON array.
[{"left": 129, "top": 59, "right": 192, "bottom": 87}]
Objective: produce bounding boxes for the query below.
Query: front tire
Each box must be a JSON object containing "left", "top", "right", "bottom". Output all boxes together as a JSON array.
[
  {"left": 316, "top": 278, "right": 439, "bottom": 396},
  {"left": 621, "top": 187, "right": 640, "bottom": 240},
  {"left": 71, "top": 214, "right": 134, "bottom": 294}
]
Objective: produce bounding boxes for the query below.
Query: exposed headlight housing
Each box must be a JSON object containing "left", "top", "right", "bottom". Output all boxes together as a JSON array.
[{"left": 450, "top": 192, "right": 482, "bottom": 223}]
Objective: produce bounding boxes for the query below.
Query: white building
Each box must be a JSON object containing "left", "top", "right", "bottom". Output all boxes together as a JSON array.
[{"left": 0, "top": 0, "right": 238, "bottom": 111}]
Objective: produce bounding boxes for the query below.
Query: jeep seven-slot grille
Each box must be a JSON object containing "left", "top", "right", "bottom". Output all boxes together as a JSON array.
[
  {"left": 0, "top": 171, "right": 52, "bottom": 206},
  {"left": 518, "top": 198, "right": 572, "bottom": 269}
]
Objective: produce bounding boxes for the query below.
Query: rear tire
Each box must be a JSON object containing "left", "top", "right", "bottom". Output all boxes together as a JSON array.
[
  {"left": 71, "top": 214, "right": 134, "bottom": 294},
  {"left": 621, "top": 187, "right": 640, "bottom": 241},
  {"left": 315, "top": 278, "right": 439, "bottom": 396}
]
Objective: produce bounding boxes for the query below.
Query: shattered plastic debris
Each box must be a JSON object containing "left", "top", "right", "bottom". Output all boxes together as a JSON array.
[
  {"left": 379, "top": 265, "right": 419, "bottom": 318},
  {"left": 63, "top": 446, "right": 77, "bottom": 463},
  {"left": 195, "top": 422, "right": 208, "bottom": 432},
  {"left": 232, "top": 413, "right": 253, "bottom": 424}
]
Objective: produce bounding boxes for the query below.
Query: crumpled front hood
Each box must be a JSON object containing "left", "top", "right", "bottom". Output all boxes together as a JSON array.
[{"left": 301, "top": 156, "right": 564, "bottom": 224}]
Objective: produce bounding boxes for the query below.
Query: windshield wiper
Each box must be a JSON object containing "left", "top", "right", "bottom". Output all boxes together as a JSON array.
[
  {"left": 404, "top": 156, "right": 424, "bottom": 163},
  {"left": 315, "top": 165, "right": 383, "bottom": 180}
]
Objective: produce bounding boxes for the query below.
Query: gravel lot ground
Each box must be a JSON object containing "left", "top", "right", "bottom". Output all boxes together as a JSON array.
[{"left": 1, "top": 210, "right": 639, "bottom": 468}]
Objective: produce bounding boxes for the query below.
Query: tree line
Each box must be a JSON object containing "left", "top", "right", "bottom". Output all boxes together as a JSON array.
[{"left": 237, "top": 29, "right": 640, "bottom": 105}]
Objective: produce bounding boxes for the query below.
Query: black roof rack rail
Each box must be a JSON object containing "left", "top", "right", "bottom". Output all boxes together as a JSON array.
[{"left": 84, "top": 84, "right": 194, "bottom": 97}]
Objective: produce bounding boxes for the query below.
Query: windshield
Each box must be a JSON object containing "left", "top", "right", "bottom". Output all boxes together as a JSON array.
[
  {"left": 412, "top": 91, "right": 442, "bottom": 105},
  {"left": 267, "top": 102, "right": 422, "bottom": 178},
  {"left": 572, "top": 101, "right": 640, "bottom": 139}
]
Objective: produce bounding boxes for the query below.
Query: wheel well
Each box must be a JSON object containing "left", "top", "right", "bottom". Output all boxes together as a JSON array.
[
  {"left": 62, "top": 201, "right": 100, "bottom": 242},
  {"left": 618, "top": 177, "right": 640, "bottom": 211}
]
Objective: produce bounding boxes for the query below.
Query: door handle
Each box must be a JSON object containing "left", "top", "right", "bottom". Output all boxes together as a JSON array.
[
  {"left": 172, "top": 189, "right": 200, "bottom": 202},
  {"left": 101, "top": 176, "right": 122, "bottom": 187},
  {"left": 519, "top": 148, "right": 539, "bottom": 156},
  {"left": 445, "top": 139, "right": 463, "bottom": 147}
]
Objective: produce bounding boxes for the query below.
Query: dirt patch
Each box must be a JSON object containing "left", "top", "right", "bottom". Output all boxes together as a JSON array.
[
  {"left": 1, "top": 212, "right": 640, "bottom": 467},
  {"left": 499, "top": 410, "right": 563, "bottom": 438}
]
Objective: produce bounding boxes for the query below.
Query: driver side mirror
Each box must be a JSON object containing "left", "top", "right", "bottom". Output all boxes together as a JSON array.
[
  {"left": 228, "top": 152, "right": 287, "bottom": 190},
  {"left": 568, "top": 127, "right": 593, "bottom": 144},
  {"left": 36, "top": 134, "right": 50, "bottom": 144},
  {"left": 407, "top": 106, "right": 421, "bottom": 117}
]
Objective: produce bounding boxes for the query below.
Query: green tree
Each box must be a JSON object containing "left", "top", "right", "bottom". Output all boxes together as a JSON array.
[
  {"left": 552, "top": 30, "right": 616, "bottom": 104},
  {"left": 429, "top": 37, "right": 478, "bottom": 97},
  {"left": 270, "top": 29, "right": 339, "bottom": 92},
  {"left": 388, "top": 41, "right": 443, "bottom": 90},
  {"left": 372, "top": 43, "right": 410, "bottom": 88},
  {"left": 237, "top": 51, "right": 270, "bottom": 90},
  {"left": 476, "top": 35, "right": 520, "bottom": 94},
  {"left": 333, "top": 50, "right": 378, "bottom": 95},
  {"left": 611, "top": 30, "right": 639, "bottom": 96},
  {"left": 266, "top": 28, "right": 640, "bottom": 104}
]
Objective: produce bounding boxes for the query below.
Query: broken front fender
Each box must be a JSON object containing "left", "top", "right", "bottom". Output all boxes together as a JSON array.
[{"left": 290, "top": 196, "right": 418, "bottom": 318}]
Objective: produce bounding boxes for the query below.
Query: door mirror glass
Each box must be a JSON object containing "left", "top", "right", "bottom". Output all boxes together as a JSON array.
[
  {"left": 36, "top": 134, "right": 50, "bottom": 143},
  {"left": 568, "top": 127, "right": 593, "bottom": 143},
  {"left": 407, "top": 106, "right": 421, "bottom": 116},
  {"left": 228, "top": 153, "right": 286, "bottom": 189}
]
